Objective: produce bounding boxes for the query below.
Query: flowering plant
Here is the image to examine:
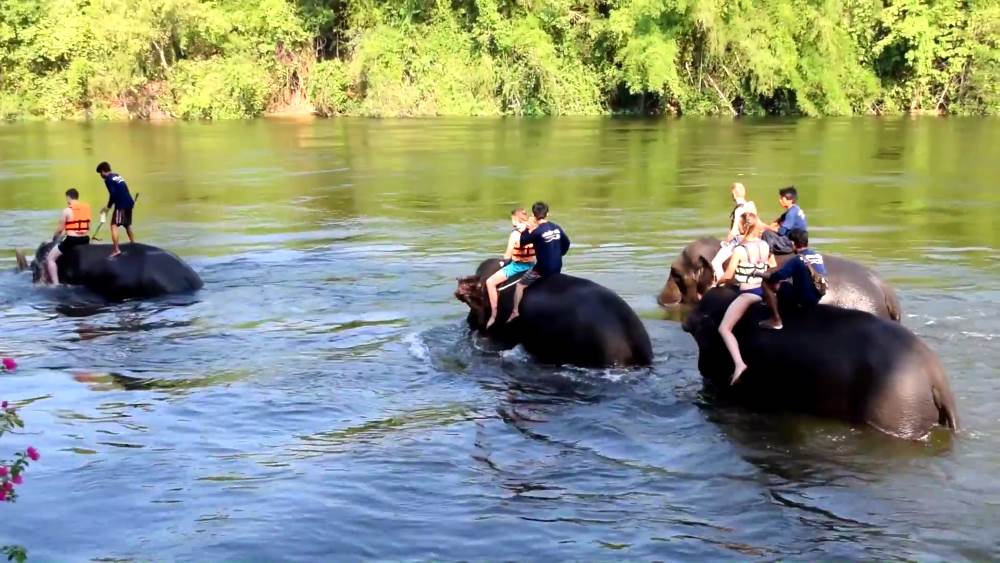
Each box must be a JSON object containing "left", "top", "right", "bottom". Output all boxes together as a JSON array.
[{"left": 2, "top": 359, "right": 36, "bottom": 563}]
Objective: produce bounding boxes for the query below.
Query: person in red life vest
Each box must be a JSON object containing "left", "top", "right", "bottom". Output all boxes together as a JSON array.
[
  {"left": 485, "top": 208, "right": 536, "bottom": 329},
  {"left": 46, "top": 188, "right": 92, "bottom": 285},
  {"left": 96, "top": 161, "right": 136, "bottom": 258}
]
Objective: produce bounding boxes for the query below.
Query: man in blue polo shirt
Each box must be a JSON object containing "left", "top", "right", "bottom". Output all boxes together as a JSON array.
[
  {"left": 759, "top": 229, "right": 827, "bottom": 330},
  {"left": 762, "top": 185, "right": 807, "bottom": 254},
  {"left": 96, "top": 161, "right": 136, "bottom": 258},
  {"left": 507, "top": 201, "right": 570, "bottom": 322}
]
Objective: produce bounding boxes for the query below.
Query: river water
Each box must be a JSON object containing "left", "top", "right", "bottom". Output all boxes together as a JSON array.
[{"left": 0, "top": 118, "right": 997, "bottom": 560}]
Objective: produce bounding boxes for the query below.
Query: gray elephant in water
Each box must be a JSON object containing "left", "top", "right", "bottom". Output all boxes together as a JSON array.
[
  {"left": 18, "top": 241, "right": 202, "bottom": 300},
  {"left": 657, "top": 237, "right": 902, "bottom": 321},
  {"left": 455, "top": 258, "right": 652, "bottom": 368},
  {"left": 682, "top": 286, "right": 958, "bottom": 440}
]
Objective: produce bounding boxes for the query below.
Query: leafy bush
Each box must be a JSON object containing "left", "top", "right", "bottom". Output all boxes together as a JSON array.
[
  {"left": 166, "top": 57, "right": 274, "bottom": 119},
  {"left": 0, "top": 0, "right": 997, "bottom": 117}
]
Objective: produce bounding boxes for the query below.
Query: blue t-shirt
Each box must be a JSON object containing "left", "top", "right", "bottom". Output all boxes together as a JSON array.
[
  {"left": 520, "top": 221, "right": 570, "bottom": 277},
  {"left": 104, "top": 173, "right": 134, "bottom": 210},
  {"left": 778, "top": 204, "right": 807, "bottom": 236},
  {"left": 770, "top": 248, "right": 826, "bottom": 305}
]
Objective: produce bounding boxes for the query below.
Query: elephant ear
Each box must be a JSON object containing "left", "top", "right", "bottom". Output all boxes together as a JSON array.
[
  {"left": 15, "top": 250, "right": 28, "bottom": 272},
  {"left": 455, "top": 276, "right": 482, "bottom": 306},
  {"left": 695, "top": 254, "right": 715, "bottom": 291}
]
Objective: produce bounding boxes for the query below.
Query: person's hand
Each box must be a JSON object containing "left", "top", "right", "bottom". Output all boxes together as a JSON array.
[{"left": 100, "top": 207, "right": 108, "bottom": 215}]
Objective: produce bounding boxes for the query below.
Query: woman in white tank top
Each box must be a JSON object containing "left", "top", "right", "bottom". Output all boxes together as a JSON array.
[{"left": 714, "top": 203, "right": 777, "bottom": 385}]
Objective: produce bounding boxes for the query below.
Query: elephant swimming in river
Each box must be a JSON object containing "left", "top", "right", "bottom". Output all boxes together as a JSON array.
[
  {"left": 19, "top": 241, "right": 203, "bottom": 300},
  {"left": 657, "top": 237, "right": 902, "bottom": 321},
  {"left": 455, "top": 259, "right": 652, "bottom": 368},
  {"left": 682, "top": 286, "right": 958, "bottom": 440}
]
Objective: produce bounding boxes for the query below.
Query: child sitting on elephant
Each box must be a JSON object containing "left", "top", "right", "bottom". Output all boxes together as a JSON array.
[
  {"left": 712, "top": 182, "right": 753, "bottom": 283},
  {"left": 485, "top": 208, "right": 536, "bottom": 329}
]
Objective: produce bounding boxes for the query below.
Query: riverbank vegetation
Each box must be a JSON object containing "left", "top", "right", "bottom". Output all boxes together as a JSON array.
[{"left": 0, "top": 0, "right": 996, "bottom": 119}]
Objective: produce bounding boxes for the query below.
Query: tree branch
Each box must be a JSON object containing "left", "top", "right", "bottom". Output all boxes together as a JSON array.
[{"left": 705, "top": 73, "right": 736, "bottom": 116}]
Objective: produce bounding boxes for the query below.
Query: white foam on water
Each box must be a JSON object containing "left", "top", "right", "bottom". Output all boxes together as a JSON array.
[{"left": 403, "top": 332, "right": 431, "bottom": 361}]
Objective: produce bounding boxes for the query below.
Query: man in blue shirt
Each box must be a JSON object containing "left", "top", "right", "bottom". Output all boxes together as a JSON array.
[
  {"left": 759, "top": 229, "right": 827, "bottom": 330},
  {"left": 762, "top": 185, "right": 807, "bottom": 255},
  {"left": 96, "top": 161, "right": 136, "bottom": 258},
  {"left": 768, "top": 186, "right": 807, "bottom": 236},
  {"left": 507, "top": 201, "right": 570, "bottom": 323}
]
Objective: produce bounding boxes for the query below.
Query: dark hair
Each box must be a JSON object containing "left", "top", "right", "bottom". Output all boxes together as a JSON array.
[
  {"left": 510, "top": 207, "right": 525, "bottom": 217},
  {"left": 531, "top": 201, "right": 549, "bottom": 220},
  {"left": 66, "top": 188, "right": 79, "bottom": 199},
  {"left": 778, "top": 186, "right": 798, "bottom": 202},
  {"left": 96, "top": 161, "right": 111, "bottom": 174},
  {"left": 787, "top": 228, "right": 809, "bottom": 248}
]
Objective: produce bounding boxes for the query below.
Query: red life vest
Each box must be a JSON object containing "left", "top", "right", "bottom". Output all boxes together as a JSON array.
[
  {"left": 65, "top": 200, "right": 92, "bottom": 236},
  {"left": 511, "top": 229, "right": 536, "bottom": 262}
]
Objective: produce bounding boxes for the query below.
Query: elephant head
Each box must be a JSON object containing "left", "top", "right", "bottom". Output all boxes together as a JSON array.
[
  {"left": 16, "top": 241, "right": 56, "bottom": 284},
  {"left": 454, "top": 258, "right": 504, "bottom": 330},
  {"left": 657, "top": 237, "right": 721, "bottom": 307}
]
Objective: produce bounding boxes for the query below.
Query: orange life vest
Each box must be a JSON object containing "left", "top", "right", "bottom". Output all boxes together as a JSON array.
[
  {"left": 511, "top": 229, "right": 536, "bottom": 262},
  {"left": 65, "top": 200, "right": 92, "bottom": 235}
]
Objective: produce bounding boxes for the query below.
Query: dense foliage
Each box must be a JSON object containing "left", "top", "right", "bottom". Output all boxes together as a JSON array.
[{"left": 1, "top": 0, "right": 996, "bottom": 119}]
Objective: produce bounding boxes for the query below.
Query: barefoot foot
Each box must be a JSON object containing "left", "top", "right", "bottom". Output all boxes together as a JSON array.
[
  {"left": 507, "top": 310, "right": 520, "bottom": 323},
  {"left": 485, "top": 316, "right": 497, "bottom": 329},
  {"left": 730, "top": 362, "right": 748, "bottom": 385}
]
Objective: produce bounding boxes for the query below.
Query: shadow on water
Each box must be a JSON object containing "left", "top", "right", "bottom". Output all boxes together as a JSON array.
[
  {"left": 289, "top": 404, "right": 481, "bottom": 458},
  {"left": 71, "top": 370, "right": 251, "bottom": 393}
]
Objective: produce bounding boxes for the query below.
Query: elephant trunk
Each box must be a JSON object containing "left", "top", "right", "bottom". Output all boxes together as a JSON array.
[{"left": 658, "top": 273, "right": 682, "bottom": 306}]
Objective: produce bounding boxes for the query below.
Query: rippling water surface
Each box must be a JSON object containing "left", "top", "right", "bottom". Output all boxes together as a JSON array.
[{"left": 1, "top": 118, "right": 998, "bottom": 560}]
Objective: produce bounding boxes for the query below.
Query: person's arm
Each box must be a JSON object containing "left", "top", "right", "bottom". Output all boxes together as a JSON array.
[
  {"left": 560, "top": 229, "right": 570, "bottom": 256},
  {"left": 52, "top": 209, "right": 69, "bottom": 241},
  {"left": 502, "top": 231, "right": 519, "bottom": 261},
  {"left": 101, "top": 179, "right": 115, "bottom": 213},
  {"left": 765, "top": 255, "right": 797, "bottom": 282},
  {"left": 726, "top": 210, "right": 743, "bottom": 241},
  {"left": 718, "top": 246, "right": 745, "bottom": 285},
  {"left": 519, "top": 226, "right": 535, "bottom": 247},
  {"left": 777, "top": 208, "right": 800, "bottom": 236}
]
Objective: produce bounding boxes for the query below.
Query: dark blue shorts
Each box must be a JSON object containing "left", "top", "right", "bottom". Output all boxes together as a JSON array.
[
  {"left": 778, "top": 283, "right": 819, "bottom": 308},
  {"left": 740, "top": 287, "right": 764, "bottom": 298}
]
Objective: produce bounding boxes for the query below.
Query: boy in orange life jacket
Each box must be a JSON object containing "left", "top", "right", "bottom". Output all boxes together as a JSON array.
[
  {"left": 46, "top": 188, "right": 92, "bottom": 285},
  {"left": 485, "top": 208, "right": 536, "bottom": 329}
]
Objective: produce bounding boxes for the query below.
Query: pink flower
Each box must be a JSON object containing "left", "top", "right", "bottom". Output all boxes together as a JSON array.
[
  {"left": 11, "top": 475, "right": 22, "bottom": 485},
  {"left": 26, "top": 447, "right": 39, "bottom": 461},
  {"left": 1, "top": 358, "right": 15, "bottom": 371},
  {"left": 0, "top": 489, "right": 6, "bottom": 501},
  {"left": 2, "top": 482, "right": 12, "bottom": 493},
  {"left": 0, "top": 466, "right": 7, "bottom": 477}
]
